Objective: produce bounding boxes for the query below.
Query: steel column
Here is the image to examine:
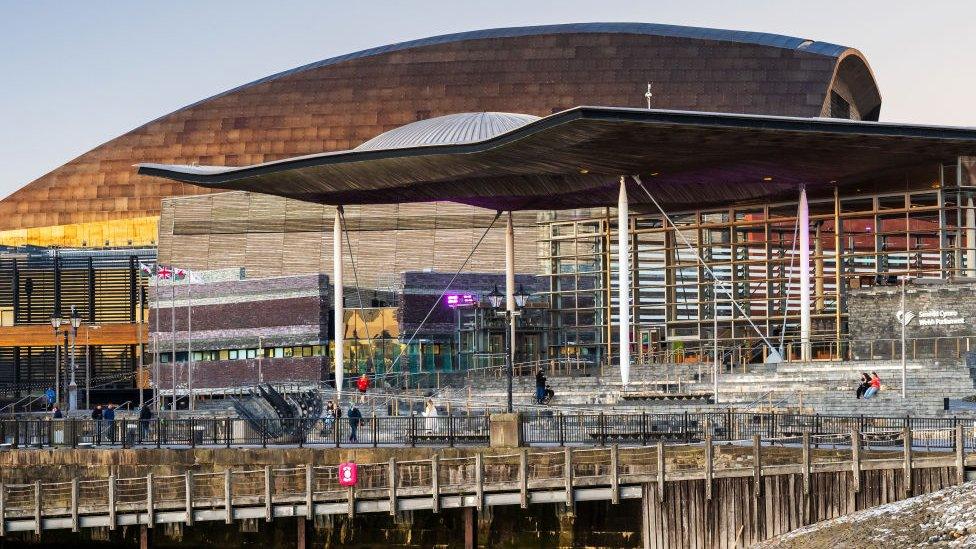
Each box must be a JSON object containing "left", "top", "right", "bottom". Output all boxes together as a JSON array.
[
  {"left": 799, "top": 186, "right": 812, "bottom": 361},
  {"left": 334, "top": 207, "right": 344, "bottom": 398}
]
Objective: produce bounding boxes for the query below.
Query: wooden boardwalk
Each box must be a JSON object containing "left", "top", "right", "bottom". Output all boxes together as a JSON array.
[{"left": 0, "top": 426, "right": 970, "bottom": 548}]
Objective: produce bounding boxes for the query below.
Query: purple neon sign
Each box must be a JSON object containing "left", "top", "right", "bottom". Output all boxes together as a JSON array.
[{"left": 444, "top": 293, "right": 477, "bottom": 308}]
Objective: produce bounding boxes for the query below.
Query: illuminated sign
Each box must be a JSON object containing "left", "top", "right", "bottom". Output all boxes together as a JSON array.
[{"left": 445, "top": 293, "right": 477, "bottom": 308}]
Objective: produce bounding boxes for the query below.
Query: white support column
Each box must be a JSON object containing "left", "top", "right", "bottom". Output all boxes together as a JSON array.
[
  {"left": 333, "top": 208, "right": 344, "bottom": 398},
  {"left": 799, "top": 186, "right": 812, "bottom": 361},
  {"left": 618, "top": 177, "right": 631, "bottom": 385},
  {"left": 505, "top": 212, "right": 516, "bottom": 364}
]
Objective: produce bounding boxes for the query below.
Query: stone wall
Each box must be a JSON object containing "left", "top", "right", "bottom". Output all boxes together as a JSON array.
[
  {"left": 156, "top": 356, "right": 326, "bottom": 389},
  {"left": 848, "top": 280, "right": 976, "bottom": 360}
]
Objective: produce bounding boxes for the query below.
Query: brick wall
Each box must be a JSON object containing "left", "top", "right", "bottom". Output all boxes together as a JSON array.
[{"left": 155, "top": 356, "right": 325, "bottom": 389}]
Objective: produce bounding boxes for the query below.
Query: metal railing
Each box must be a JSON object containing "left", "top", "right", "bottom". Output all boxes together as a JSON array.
[
  {"left": 520, "top": 411, "right": 976, "bottom": 450},
  {"left": 0, "top": 414, "right": 490, "bottom": 450},
  {"left": 2, "top": 411, "right": 976, "bottom": 451}
]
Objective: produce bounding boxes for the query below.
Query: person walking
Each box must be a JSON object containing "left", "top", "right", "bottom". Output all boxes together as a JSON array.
[
  {"left": 864, "top": 372, "right": 882, "bottom": 399},
  {"left": 855, "top": 372, "right": 871, "bottom": 399},
  {"left": 91, "top": 405, "right": 103, "bottom": 445},
  {"left": 535, "top": 369, "right": 547, "bottom": 404},
  {"left": 321, "top": 401, "right": 336, "bottom": 437},
  {"left": 356, "top": 373, "right": 370, "bottom": 394},
  {"left": 423, "top": 398, "right": 438, "bottom": 433},
  {"left": 347, "top": 404, "right": 363, "bottom": 443},
  {"left": 51, "top": 406, "right": 63, "bottom": 419},
  {"left": 138, "top": 404, "right": 153, "bottom": 442},
  {"left": 103, "top": 404, "right": 116, "bottom": 444}
]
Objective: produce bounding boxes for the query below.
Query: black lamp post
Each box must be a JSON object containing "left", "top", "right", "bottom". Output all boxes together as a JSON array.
[
  {"left": 51, "top": 313, "right": 62, "bottom": 406},
  {"left": 485, "top": 284, "right": 529, "bottom": 412},
  {"left": 67, "top": 306, "right": 81, "bottom": 411}
]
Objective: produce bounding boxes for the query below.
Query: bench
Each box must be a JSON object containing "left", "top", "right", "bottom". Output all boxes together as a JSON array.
[
  {"left": 588, "top": 431, "right": 687, "bottom": 443},
  {"left": 407, "top": 433, "right": 489, "bottom": 444},
  {"left": 620, "top": 392, "right": 714, "bottom": 403}
]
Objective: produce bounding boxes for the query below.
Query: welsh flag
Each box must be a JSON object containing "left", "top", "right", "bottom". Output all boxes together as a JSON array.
[
  {"left": 172, "top": 266, "right": 202, "bottom": 283},
  {"left": 138, "top": 262, "right": 156, "bottom": 276}
]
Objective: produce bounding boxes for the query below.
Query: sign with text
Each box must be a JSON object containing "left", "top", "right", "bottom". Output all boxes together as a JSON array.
[{"left": 444, "top": 293, "right": 477, "bottom": 308}]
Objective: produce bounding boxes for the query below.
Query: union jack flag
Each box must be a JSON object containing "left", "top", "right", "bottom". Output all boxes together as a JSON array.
[{"left": 157, "top": 266, "right": 173, "bottom": 280}]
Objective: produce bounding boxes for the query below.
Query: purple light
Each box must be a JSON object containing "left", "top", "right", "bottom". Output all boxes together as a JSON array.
[{"left": 444, "top": 293, "right": 476, "bottom": 308}]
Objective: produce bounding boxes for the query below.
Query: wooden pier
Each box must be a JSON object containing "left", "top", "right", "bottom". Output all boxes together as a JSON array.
[{"left": 0, "top": 426, "right": 970, "bottom": 548}]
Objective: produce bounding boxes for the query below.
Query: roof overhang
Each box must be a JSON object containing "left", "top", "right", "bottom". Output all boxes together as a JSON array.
[{"left": 138, "top": 107, "right": 976, "bottom": 212}]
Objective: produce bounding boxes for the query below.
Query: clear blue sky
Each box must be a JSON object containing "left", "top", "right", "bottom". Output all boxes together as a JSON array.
[{"left": 1, "top": 0, "right": 974, "bottom": 200}]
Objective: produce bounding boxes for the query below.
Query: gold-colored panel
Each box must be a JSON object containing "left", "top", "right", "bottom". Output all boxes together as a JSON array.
[{"left": 0, "top": 217, "right": 159, "bottom": 248}]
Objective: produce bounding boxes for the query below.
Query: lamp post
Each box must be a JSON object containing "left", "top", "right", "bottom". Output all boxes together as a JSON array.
[
  {"left": 486, "top": 284, "right": 529, "bottom": 412},
  {"left": 67, "top": 306, "right": 81, "bottom": 411},
  {"left": 50, "top": 313, "right": 62, "bottom": 407}
]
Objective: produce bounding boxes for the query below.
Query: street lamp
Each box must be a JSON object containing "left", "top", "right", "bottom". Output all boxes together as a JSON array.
[
  {"left": 485, "top": 284, "right": 528, "bottom": 412},
  {"left": 51, "top": 313, "right": 63, "bottom": 407},
  {"left": 68, "top": 306, "right": 81, "bottom": 411}
]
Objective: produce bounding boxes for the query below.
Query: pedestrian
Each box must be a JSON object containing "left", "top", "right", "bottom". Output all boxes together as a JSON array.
[
  {"left": 320, "top": 401, "right": 336, "bottom": 437},
  {"left": 138, "top": 404, "right": 153, "bottom": 442},
  {"left": 864, "top": 372, "right": 882, "bottom": 399},
  {"left": 347, "top": 404, "right": 362, "bottom": 443},
  {"left": 103, "top": 404, "right": 116, "bottom": 444},
  {"left": 91, "top": 404, "right": 102, "bottom": 444},
  {"left": 51, "top": 406, "right": 63, "bottom": 419},
  {"left": 855, "top": 372, "right": 871, "bottom": 399},
  {"left": 356, "top": 373, "right": 370, "bottom": 394},
  {"left": 535, "top": 369, "right": 547, "bottom": 404},
  {"left": 423, "top": 398, "right": 438, "bottom": 433}
]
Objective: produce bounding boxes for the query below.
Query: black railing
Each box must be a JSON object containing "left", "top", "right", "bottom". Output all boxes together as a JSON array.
[
  {"left": 0, "top": 415, "right": 490, "bottom": 449},
  {"left": 0, "top": 412, "right": 971, "bottom": 450},
  {"left": 520, "top": 411, "right": 971, "bottom": 450}
]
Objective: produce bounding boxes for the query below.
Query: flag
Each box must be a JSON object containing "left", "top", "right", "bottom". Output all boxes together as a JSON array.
[
  {"left": 139, "top": 262, "right": 156, "bottom": 277},
  {"left": 157, "top": 265, "right": 173, "bottom": 280},
  {"left": 170, "top": 266, "right": 203, "bottom": 283}
]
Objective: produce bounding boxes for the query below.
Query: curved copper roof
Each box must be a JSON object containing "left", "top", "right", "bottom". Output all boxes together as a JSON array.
[
  {"left": 186, "top": 22, "right": 853, "bottom": 118},
  {"left": 1, "top": 23, "right": 882, "bottom": 233}
]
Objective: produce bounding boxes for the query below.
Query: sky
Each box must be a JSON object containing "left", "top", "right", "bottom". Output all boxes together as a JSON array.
[{"left": 0, "top": 0, "right": 974, "bottom": 200}]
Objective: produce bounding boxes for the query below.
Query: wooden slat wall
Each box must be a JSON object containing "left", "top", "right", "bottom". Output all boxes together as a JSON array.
[
  {"left": 0, "top": 324, "right": 144, "bottom": 347},
  {"left": 159, "top": 193, "right": 541, "bottom": 286}
]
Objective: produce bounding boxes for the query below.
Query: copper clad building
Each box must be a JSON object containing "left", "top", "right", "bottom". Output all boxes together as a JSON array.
[{"left": 4, "top": 23, "right": 976, "bottom": 399}]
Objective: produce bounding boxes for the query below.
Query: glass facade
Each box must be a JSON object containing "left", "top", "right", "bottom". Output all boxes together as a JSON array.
[{"left": 541, "top": 164, "right": 976, "bottom": 364}]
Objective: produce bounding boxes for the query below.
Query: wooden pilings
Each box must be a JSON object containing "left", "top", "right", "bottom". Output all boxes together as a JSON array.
[{"left": 642, "top": 465, "right": 956, "bottom": 548}]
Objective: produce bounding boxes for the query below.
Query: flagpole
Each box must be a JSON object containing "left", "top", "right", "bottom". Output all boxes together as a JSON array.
[
  {"left": 170, "top": 271, "right": 177, "bottom": 417},
  {"left": 186, "top": 274, "right": 194, "bottom": 411},
  {"left": 153, "top": 266, "right": 161, "bottom": 415}
]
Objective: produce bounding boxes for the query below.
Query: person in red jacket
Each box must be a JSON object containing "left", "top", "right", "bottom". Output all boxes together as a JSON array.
[
  {"left": 864, "top": 372, "right": 882, "bottom": 399},
  {"left": 356, "top": 373, "right": 370, "bottom": 393}
]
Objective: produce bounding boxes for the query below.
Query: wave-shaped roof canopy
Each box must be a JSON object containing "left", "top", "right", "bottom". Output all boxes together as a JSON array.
[{"left": 138, "top": 106, "right": 976, "bottom": 212}]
